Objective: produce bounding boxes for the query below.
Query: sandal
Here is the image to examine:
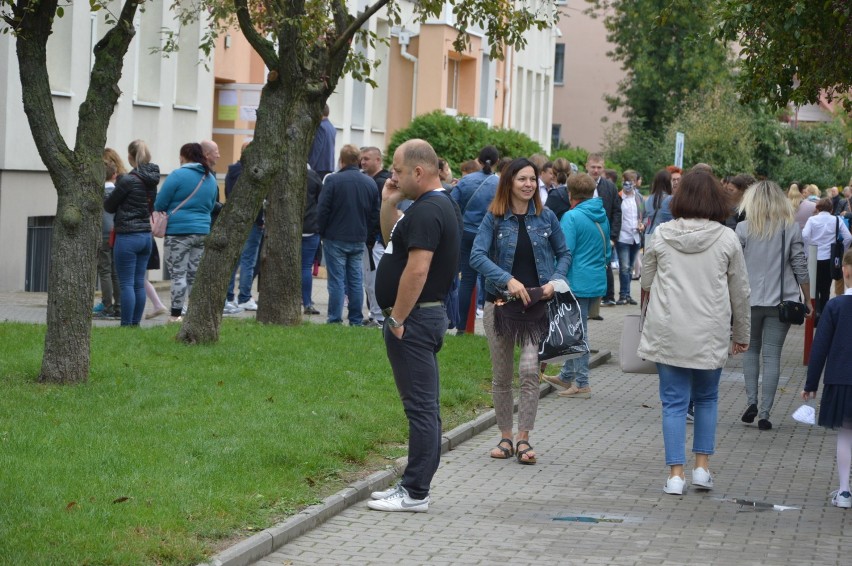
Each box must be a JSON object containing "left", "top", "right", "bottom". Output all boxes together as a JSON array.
[
  {"left": 515, "top": 440, "right": 537, "bottom": 465},
  {"left": 490, "top": 438, "right": 514, "bottom": 459}
]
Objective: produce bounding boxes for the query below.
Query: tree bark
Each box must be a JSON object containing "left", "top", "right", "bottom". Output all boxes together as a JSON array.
[
  {"left": 12, "top": 0, "right": 139, "bottom": 382},
  {"left": 179, "top": 4, "right": 351, "bottom": 340}
]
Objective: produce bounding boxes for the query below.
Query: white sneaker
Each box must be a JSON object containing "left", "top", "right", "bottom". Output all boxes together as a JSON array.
[
  {"left": 692, "top": 467, "right": 713, "bottom": 490},
  {"left": 238, "top": 298, "right": 258, "bottom": 311},
  {"left": 223, "top": 301, "right": 243, "bottom": 315},
  {"left": 367, "top": 485, "right": 429, "bottom": 512},
  {"left": 664, "top": 475, "right": 686, "bottom": 495},
  {"left": 475, "top": 308, "right": 483, "bottom": 319},
  {"left": 831, "top": 490, "right": 852, "bottom": 508},
  {"left": 371, "top": 482, "right": 403, "bottom": 500}
]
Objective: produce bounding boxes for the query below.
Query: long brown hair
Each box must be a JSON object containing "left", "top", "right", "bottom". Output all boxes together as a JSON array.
[{"left": 488, "top": 158, "right": 541, "bottom": 216}]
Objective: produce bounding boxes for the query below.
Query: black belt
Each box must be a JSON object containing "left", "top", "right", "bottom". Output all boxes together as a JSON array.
[{"left": 381, "top": 301, "right": 443, "bottom": 318}]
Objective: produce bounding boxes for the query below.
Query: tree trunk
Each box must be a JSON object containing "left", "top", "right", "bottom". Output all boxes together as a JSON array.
[
  {"left": 12, "top": 0, "right": 139, "bottom": 382},
  {"left": 177, "top": 82, "right": 317, "bottom": 341},
  {"left": 40, "top": 167, "right": 103, "bottom": 383},
  {"left": 255, "top": 101, "right": 316, "bottom": 326}
]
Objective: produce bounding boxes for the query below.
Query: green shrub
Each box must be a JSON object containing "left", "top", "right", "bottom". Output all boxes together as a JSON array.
[{"left": 386, "top": 111, "right": 543, "bottom": 174}]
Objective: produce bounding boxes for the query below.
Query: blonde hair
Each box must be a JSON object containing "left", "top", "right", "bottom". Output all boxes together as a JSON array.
[
  {"left": 127, "top": 139, "right": 151, "bottom": 167},
  {"left": 844, "top": 248, "right": 852, "bottom": 268},
  {"left": 787, "top": 183, "right": 803, "bottom": 208},
  {"left": 738, "top": 180, "right": 794, "bottom": 239},
  {"left": 803, "top": 184, "right": 821, "bottom": 198}
]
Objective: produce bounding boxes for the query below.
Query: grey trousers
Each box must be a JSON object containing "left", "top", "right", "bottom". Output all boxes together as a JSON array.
[
  {"left": 743, "top": 306, "right": 791, "bottom": 420},
  {"left": 164, "top": 234, "right": 206, "bottom": 314},
  {"left": 483, "top": 302, "right": 540, "bottom": 432}
]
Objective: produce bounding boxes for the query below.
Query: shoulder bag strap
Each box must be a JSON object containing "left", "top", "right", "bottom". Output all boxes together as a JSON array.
[
  {"left": 169, "top": 173, "right": 206, "bottom": 217},
  {"left": 779, "top": 227, "right": 785, "bottom": 303},
  {"left": 594, "top": 220, "right": 607, "bottom": 267}
]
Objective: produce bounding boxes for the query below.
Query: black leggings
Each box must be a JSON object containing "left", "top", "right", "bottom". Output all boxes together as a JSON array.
[{"left": 815, "top": 259, "right": 832, "bottom": 318}]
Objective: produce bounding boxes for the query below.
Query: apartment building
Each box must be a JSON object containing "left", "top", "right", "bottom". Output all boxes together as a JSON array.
[
  {"left": 0, "top": 1, "right": 215, "bottom": 292},
  {"left": 212, "top": 1, "right": 558, "bottom": 168}
]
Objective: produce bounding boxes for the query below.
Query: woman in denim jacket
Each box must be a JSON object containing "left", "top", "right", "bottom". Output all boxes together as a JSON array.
[{"left": 470, "top": 158, "right": 571, "bottom": 465}]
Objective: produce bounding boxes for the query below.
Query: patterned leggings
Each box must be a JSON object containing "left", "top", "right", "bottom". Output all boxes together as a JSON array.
[
  {"left": 164, "top": 234, "right": 206, "bottom": 316},
  {"left": 483, "top": 302, "right": 540, "bottom": 432}
]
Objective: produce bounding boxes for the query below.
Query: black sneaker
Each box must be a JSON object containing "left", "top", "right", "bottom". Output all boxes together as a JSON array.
[
  {"left": 741, "top": 404, "right": 758, "bottom": 423},
  {"left": 615, "top": 298, "right": 629, "bottom": 305},
  {"left": 758, "top": 419, "right": 772, "bottom": 431},
  {"left": 303, "top": 306, "right": 321, "bottom": 315},
  {"left": 601, "top": 299, "right": 617, "bottom": 306},
  {"left": 626, "top": 297, "right": 638, "bottom": 305}
]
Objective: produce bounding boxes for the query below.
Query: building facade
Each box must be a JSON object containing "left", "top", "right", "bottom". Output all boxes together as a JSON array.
[
  {"left": 0, "top": 1, "right": 215, "bottom": 291},
  {"left": 551, "top": 0, "right": 625, "bottom": 153}
]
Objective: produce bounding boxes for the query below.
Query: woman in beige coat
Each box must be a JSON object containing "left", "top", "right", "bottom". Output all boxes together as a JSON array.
[{"left": 638, "top": 170, "right": 751, "bottom": 495}]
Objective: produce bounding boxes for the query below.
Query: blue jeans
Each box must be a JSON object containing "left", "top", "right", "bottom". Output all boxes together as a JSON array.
[
  {"left": 658, "top": 364, "right": 722, "bottom": 466},
  {"left": 113, "top": 232, "right": 152, "bottom": 326},
  {"left": 227, "top": 223, "right": 263, "bottom": 304},
  {"left": 558, "top": 296, "right": 592, "bottom": 388},
  {"left": 457, "top": 231, "right": 477, "bottom": 333},
  {"left": 323, "top": 239, "right": 364, "bottom": 325},
  {"left": 615, "top": 241, "right": 640, "bottom": 298},
  {"left": 383, "top": 306, "right": 448, "bottom": 499},
  {"left": 301, "top": 234, "right": 320, "bottom": 308}
]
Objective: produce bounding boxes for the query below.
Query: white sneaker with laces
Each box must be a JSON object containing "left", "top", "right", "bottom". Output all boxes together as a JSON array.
[
  {"left": 371, "top": 482, "right": 403, "bottom": 500},
  {"left": 664, "top": 475, "right": 686, "bottom": 495},
  {"left": 238, "top": 298, "right": 258, "bottom": 311},
  {"left": 692, "top": 467, "right": 713, "bottom": 490},
  {"left": 830, "top": 490, "right": 852, "bottom": 508},
  {"left": 223, "top": 301, "right": 244, "bottom": 315},
  {"left": 367, "top": 485, "right": 429, "bottom": 512},
  {"left": 475, "top": 308, "right": 484, "bottom": 319}
]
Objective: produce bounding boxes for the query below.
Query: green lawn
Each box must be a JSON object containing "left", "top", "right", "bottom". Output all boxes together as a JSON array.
[{"left": 0, "top": 321, "right": 494, "bottom": 565}]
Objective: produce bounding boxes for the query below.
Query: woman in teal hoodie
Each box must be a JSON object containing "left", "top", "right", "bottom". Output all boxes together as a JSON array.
[
  {"left": 154, "top": 143, "right": 218, "bottom": 322},
  {"left": 542, "top": 173, "right": 610, "bottom": 398}
]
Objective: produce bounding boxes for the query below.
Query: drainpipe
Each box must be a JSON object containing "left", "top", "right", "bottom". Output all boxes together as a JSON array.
[
  {"left": 399, "top": 31, "right": 418, "bottom": 119},
  {"left": 502, "top": 46, "right": 513, "bottom": 128}
]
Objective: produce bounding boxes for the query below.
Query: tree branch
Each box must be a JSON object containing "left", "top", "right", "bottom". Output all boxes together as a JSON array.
[
  {"left": 235, "top": 0, "right": 278, "bottom": 70},
  {"left": 331, "top": 0, "right": 391, "bottom": 56}
]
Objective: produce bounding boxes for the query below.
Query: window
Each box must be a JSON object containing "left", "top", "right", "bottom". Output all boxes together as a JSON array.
[
  {"left": 134, "top": 3, "right": 164, "bottom": 104},
  {"left": 46, "top": 4, "right": 73, "bottom": 93},
  {"left": 552, "top": 124, "right": 562, "bottom": 150},
  {"left": 446, "top": 58, "right": 460, "bottom": 110},
  {"left": 174, "top": 20, "right": 200, "bottom": 108},
  {"left": 554, "top": 43, "right": 565, "bottom": 85}
]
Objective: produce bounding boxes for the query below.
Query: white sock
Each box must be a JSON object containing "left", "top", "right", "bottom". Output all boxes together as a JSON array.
[{"left": 836, "top": 427, "right": 852, "bottom": 493}]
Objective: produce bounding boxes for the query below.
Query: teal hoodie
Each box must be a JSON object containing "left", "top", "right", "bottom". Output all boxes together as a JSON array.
[{"left": 559, "top": 198, "right": 611, "bottom": 298}]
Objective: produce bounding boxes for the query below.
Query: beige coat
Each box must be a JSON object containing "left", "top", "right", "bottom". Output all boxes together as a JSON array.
[{"left": 638, "top": 218, "right": 750, "bottom": 369}]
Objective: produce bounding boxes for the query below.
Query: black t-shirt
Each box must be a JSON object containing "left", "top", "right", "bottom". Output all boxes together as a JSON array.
[
  {"left": 512, "top": 214, "right": 539, "bottom": 287},
  {"left": 375, "top": 190, "right": 461, "bottom": 309},
  {"left": 485, "top": 213, "right": 538, "bottom": 303}
]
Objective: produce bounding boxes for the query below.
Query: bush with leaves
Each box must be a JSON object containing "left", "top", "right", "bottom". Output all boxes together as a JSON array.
[
  {"left": 775, "top": 121, "right": 848, "bottom": 188},
  {"left": 387, "top": 111, "right": 543, "bottom": 173}
]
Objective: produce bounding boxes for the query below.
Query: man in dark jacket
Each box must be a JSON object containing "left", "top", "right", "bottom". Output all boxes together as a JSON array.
[
  {"left": 302, "top": 167, "right": 323, "bottom": 314},
  {"left": 317, "top": 144, "right": 380, "bottom": 325},
  {"left": 360, "top": 146, "right": 392, "bottom": 326},
  {"left": 223, "top": 141, "right": 263, "bottom": 314},
  {"left": 586, "top": 153, "right": 622, "bottom": 313}
]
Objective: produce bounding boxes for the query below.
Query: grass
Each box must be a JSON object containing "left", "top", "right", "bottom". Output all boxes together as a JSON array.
[{"left": 0, "top": 320, "right": 494, "bottom": 565}]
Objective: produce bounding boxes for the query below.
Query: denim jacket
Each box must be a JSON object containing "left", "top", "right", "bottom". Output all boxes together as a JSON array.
[{"left": 469, "top": 202, "right": 572, "bottom": 296}]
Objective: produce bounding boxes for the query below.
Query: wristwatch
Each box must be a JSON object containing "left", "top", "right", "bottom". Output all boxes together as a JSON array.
[{"left": 387, "top": 316, "right": 405, "bottom": 328}]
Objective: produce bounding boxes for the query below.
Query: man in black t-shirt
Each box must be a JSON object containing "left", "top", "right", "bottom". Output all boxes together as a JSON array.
[{"left": 367, "top": 139, "right": 460, "bottom": 513}]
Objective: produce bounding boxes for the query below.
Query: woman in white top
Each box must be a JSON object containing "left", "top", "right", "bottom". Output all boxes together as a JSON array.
[{"left": 802, "top": 197, "right": 852, "bottom": 320}]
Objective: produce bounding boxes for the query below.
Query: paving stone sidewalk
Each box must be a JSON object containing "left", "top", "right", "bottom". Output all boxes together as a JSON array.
[{"left": 3, "top": 280, "right": 849, "bottom": 565}]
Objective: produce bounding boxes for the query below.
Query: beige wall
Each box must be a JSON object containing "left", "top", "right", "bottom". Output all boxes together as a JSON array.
[{"left": 552, "top": 1, "right": 625, "bottom": 153}]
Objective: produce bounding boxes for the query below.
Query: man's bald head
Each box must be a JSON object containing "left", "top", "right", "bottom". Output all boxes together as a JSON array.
[
  {"left": 201, "top": 139, "right": 220, "bottom": 168},
  {"left": 391, "top": 139, "right": 442, "bottom": 199}
]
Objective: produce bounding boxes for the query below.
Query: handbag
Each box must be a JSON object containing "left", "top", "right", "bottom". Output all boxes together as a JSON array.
[
  {"left": 777, "top": 227, "right": 806, "bottom": 325},
  {"left": 537, "top": 290, "right": 589, "bottom": 363},
  {"left": 619, "top": 290, "right": 657, "bottom": 374},
  {"left": 830, "top": 216, "right": 844, "bottom": 281},
  {"left": 151, "top": 174, "right": 206, "bottom": 238}
]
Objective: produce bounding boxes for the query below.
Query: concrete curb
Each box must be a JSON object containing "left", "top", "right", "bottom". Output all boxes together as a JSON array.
[{"left": 200, "top": 349, "right": 612, "bottom": 566}]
